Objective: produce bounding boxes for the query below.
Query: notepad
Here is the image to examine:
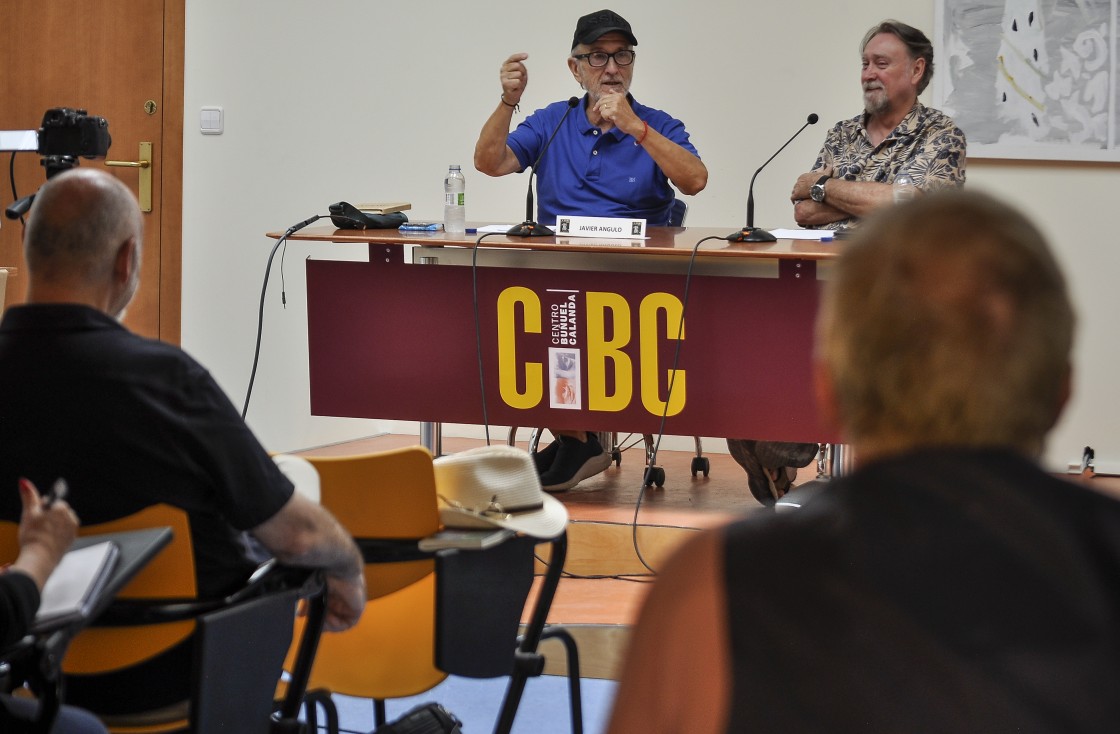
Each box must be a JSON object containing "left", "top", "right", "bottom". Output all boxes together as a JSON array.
[
  {"left": 33, "top": 540, "right": 120, "bottom": 631},
  {"left": 417, "top": 528, "right": 514, "bottom": 551}
]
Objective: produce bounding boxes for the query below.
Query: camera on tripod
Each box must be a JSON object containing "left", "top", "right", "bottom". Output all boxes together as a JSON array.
[
  {"left": 2, "top": 107, "right": 111, "bottom": 219},
  {"left": 36, "top": 107, "right": 112, "bottom": 177}
]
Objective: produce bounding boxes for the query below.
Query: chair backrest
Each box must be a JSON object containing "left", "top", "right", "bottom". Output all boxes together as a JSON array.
[
  {"left": 64, "top": 504, "right": 197, "bottom": 674},
  {"left": 287, "top": 446, "right": 448, "bottom": 700},
  {"left": 192, "top": 586, "right": 301, "bottom": 734},
  {"left": 435, "top": 534, "right": 537, "bottom": 678},
  {"left": 0, "top": 503, "right": 197, "bottom": 674},
  {"left": 668, "top": 198, "right": 688, "bottom": 227},
  {"left": 306, "top": 446, "right": 441, "bottom": 599}
]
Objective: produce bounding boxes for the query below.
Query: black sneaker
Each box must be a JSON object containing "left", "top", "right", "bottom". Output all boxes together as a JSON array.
[
  {"left": 532, "top": 439, "right": 561, "bottom": 474},
  {"left": 540, "top": 433, "right": 611, "bottom": 492}
]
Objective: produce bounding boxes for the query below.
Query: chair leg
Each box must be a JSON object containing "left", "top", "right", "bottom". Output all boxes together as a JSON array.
[
  {"left": 493, "top": 628, "right": 583, "bottom": 734},
  {"left": 493, "top": 536, "right": 581, "bottom": 734},
  {"left": 374, "top": 699, "right": 388, "bottom": 729},
  {"left": 690, "top": 436, "right": 710, "bottom": 478},
  {"left": 603, "top": 431, "right": 622, "bottom": 467},
  {"left": 299, "top": 689, "right": 339, "bottom": 734},
  {"left": 541, "top": 628, "right": 583, "bottom": 734}
]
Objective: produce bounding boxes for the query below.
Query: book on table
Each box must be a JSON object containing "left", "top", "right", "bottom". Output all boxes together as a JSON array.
[
  {"left": 32, "top": 540, "right": 120, "bottom": 632},
  {"left": 356, "top": 202, "right": 411, "bottom": 214},
  {"left": 418, "top": 528, "right": 514, "bottom": 551}
]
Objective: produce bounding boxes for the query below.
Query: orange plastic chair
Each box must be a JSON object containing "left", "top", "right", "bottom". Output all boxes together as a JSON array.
[
  {"left": 283, "top": 446, "right": 447, "bottom": 730},
  {"left": 2, "top": 503, "right": 322, "bottom": 734},
  {"left": 286, "top": 445, "right": 583, "bottom": 734}
]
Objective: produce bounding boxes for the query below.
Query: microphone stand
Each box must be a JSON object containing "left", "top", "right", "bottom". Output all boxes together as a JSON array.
[
  {"left": 728, "top": 113, "right": 819, "bottom": 243},
  {"left": 507, "top": 97, "right": 581, "bottom": 238},
  {"left": 506, "top": 174, "right": 552, "bottom": 237},
  {"left": 729, "top": 167, "right": 778, "bottom": 242}
]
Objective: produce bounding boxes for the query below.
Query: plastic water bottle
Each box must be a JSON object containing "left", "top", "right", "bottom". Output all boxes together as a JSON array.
[
  {"left": 893, "top": 172, "right": 916, "bottom": 204},
  {"left": 444, "top": 165, "right": 466, "bottom": 234}
]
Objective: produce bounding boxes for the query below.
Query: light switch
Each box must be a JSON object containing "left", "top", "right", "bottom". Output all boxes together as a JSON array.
[{"left": 200, "top": 106, "right": 223, "bottom": 135}]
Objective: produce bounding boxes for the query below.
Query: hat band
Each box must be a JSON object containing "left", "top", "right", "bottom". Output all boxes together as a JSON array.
[{"left": 439, "top": 494, "right": 544, "bottom": 520}]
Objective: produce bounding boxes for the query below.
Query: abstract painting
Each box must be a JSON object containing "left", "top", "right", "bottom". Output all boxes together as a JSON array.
[{"left": 934, "top": 0, "right": 1119, "bottom": 160}]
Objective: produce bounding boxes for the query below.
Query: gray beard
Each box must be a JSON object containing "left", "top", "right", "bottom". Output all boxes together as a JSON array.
[{"left": 863, "top": 89, "right": 888, "bottom": 116}]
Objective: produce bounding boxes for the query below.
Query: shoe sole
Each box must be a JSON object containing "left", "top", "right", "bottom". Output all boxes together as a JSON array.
[
  {"left": 542, "top": 451, "right": 612, "bottom": 493},
  {"left": 727, "top": 438, "right": 779, "bottom": 506}
]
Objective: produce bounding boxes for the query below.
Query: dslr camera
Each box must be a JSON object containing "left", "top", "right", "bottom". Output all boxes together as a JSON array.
[
  {"left": 37, "top": 107, "right": 111, "bottom": 159},
  {"left": 2, "top": 107, "right": 112, "bottom": 220}
]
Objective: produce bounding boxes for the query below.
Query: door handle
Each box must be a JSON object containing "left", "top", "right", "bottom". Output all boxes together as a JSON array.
[{"left": 105, "top": 142, "right": 152, "bottom": 212}]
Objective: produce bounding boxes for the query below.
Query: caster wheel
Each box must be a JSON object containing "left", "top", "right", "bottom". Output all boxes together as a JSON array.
[
  {"left": 691, "top": 456, "right": 710, "bottom": 477},
  {"left": 644, "top": 466, "right": 666, "bottom": 487},
  {"left": 612, "top": 448, "right": 622, "bottom": 467}
]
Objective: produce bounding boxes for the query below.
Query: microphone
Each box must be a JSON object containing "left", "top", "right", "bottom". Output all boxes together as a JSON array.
[
  {"left": 507, "top": 96, "right": 581, "bottom": 237},
  {"left": 727, "top": 113, "right": 819, "bottom": 243}
]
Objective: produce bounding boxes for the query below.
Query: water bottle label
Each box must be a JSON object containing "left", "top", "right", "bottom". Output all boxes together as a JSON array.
[{"left": 445, "top": 193, "right": 465, "bottom": 206}]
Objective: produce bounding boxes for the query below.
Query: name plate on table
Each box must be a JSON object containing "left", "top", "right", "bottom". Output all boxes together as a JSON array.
[{"left": 554, "top": 215, "right": 647, "bottom": 239}]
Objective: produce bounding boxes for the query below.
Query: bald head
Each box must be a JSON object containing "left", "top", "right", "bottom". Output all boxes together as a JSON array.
[{"left": 24, "top": 168, "right": 143, "bottom": 317}]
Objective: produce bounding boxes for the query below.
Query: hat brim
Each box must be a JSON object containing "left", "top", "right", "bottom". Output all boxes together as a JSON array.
[{"left": 439, "top": 493, "right": 568, "bottom": 540}]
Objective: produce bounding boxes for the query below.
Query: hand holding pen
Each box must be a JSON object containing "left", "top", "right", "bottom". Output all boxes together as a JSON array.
[
  {"left": 10, "top": 478, "right": 79, "bottom": 590},
  {"left": 42, "top": 478, "right": 68, "bottom": 509}
]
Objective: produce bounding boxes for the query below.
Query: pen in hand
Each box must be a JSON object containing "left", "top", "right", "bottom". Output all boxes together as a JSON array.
[{"left": 42, "top": 478, "right": 68, "bottom": 509}]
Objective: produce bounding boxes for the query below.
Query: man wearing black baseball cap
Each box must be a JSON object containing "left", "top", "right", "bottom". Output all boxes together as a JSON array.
[
  {"left": 475, "top": 9, "right": 707, "bottom": 492},
  {"left": 571, "top": 8, "right": 637, "bottom": 48}
]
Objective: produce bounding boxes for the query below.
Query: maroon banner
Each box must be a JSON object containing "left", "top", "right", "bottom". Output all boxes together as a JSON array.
[{"left": 306, "top": 254, "right": 835, "bottom": 443}]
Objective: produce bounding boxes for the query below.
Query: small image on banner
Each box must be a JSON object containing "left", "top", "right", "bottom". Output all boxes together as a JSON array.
[{"left": 549, "top": 348, "right": 581, "bottom": 409}]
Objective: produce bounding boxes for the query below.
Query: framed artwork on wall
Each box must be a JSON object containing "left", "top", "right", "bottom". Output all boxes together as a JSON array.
[{"left": 934, "top": 0, "right": 1120, "bottom": 161}]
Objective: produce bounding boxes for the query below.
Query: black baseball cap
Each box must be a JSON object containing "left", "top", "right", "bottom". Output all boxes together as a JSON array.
[{"left": 571, "top": 9, "right": 638, "bottom": 49}]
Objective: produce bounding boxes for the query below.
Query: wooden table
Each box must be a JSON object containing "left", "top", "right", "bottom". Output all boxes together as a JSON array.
[{"left": 270, "top": 225, "right": 843, "bottom": 444}]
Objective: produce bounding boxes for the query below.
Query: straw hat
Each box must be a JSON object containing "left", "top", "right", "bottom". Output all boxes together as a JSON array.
[{"left": 433, "top": 445, "right": 568, "bottom": 539}]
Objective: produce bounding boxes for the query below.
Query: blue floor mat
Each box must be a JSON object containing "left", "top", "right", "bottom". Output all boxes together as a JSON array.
[{"left": 321, "top": 675, "right": 618, "bottom": 733}]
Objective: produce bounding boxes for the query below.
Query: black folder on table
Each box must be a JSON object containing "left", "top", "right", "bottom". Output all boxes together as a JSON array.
[{"left": 31, "top": 527, "right": 173, "bottom": 634}]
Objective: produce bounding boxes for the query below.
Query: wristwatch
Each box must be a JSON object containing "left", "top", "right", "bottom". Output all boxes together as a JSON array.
[{"left": 809, "top": 175, "right": 830, "bottom": 203}]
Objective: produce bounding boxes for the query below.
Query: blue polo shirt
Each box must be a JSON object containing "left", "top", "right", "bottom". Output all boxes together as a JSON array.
[{"left": 506, "top": 95, "right": 700, "bottom": 226}]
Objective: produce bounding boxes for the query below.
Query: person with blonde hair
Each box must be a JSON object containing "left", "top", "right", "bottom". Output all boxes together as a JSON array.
[{"left": 608, "top": 190, "right": 1120, "bottom": 733}]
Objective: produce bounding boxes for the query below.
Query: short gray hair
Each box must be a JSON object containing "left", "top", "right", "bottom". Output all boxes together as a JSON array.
[
  {"left": 816, "top": 190, "right": 1074, "bottom": 457},
  {"left": 24, "top": 168, "right": 142, "bottom": 285}
]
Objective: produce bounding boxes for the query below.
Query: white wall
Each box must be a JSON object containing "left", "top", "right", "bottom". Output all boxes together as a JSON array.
[{"left": 183, "top": 0, "right": 1119, "bottom": 470}]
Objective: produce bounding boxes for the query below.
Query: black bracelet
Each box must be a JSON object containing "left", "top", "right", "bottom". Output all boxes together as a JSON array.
[{"left": 500, "top": 95, "right": 520, "bottom": 112}]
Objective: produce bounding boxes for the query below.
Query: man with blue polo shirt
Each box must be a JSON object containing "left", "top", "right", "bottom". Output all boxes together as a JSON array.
[{"left": 475, "top": 8, "right": 708, "bottom": 491}]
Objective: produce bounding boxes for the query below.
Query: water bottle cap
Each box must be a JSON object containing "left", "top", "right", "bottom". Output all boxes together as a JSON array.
[{"left": 450, "top": 164, "right": 462, "bottom": 170}]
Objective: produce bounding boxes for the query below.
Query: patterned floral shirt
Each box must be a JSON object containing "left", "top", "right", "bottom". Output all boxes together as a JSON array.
[{"left": 812, "top": 103, "right": 967, "bottom": 228}]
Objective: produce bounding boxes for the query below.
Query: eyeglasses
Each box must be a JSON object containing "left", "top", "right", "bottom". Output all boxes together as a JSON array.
[{"left": 572, "top": 50, "right": 635, "bottom": 67}]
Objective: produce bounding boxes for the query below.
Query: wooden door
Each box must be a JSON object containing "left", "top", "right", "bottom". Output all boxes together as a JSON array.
[{"left": 0, "top": 0, "right": 184, "bottom": 343}]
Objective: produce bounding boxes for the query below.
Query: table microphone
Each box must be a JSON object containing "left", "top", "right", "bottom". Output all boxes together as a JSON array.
[
  {"left": 507, "top": 96, "right": 581, "bottom": 237},
  {"left": 727, "top": 113, "right": 819, "bottom": 243}
]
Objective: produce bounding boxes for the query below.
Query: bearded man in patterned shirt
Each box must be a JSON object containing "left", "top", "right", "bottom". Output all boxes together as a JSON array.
[
  {"left": 790, "top": 19, "right": 966, "bottom": 230},
  {"left": 728, "top": 20, "right": 966, "bottom": 507}
]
